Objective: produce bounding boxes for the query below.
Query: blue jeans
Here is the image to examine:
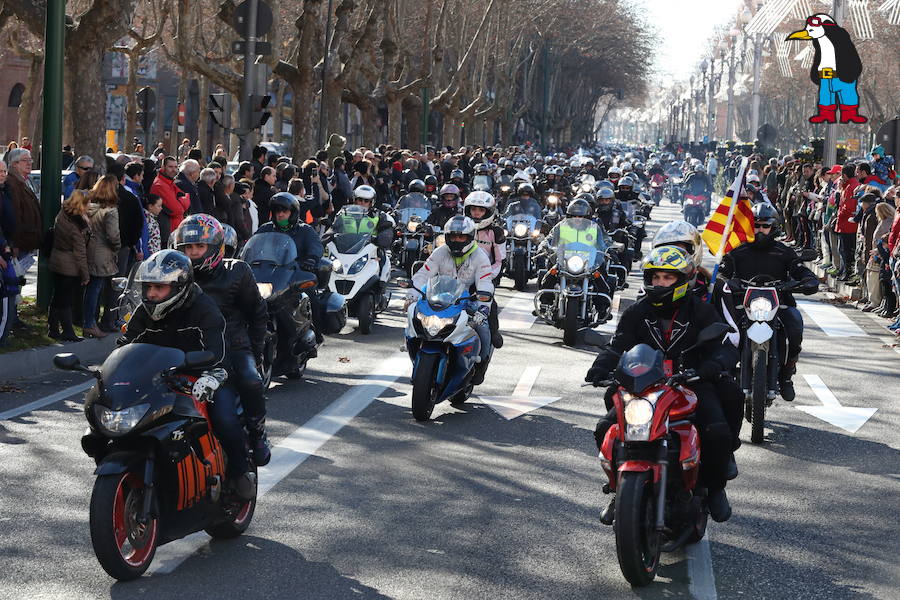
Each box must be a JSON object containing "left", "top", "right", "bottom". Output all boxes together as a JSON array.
[
  {"left": 209, "top": 384, "right": 250, "bottom": 476},
  {"left": 818, "top": 78, "right": 859, "bottom": 106},
  {"left": 82, "top": 276, "right": 108, "bottom": 328}
]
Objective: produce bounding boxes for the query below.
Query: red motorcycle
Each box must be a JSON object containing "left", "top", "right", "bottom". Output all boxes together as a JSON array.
[
  {"left": 649, "top": 174, "right": 665, "bottom": 206},
  {"left": 586, "top": 324, "right": 728, "bottom": 587}
]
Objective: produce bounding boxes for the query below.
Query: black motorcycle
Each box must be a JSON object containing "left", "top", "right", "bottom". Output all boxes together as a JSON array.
[
  {"left": 54, "top": 345, "right": 256, "bottom": 580},
  {"left": 240, "top": 232, "right": 321, "bottom": 384}
]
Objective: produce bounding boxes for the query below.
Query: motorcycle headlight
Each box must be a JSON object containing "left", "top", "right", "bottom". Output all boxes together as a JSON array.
[
  {"left": 417, "top": 312, "right": 454, "bottom": 337},
  {"left": 407, "top": 221, "right": 420, "bottom": 232},
  {"left": 623, "top": 398, "right": 654, "bottom": 441},
  {"left": 531, "top": 229, "right": 541, "bottom": 238},
  {"left": 547, "top": 196, "right": 558, "bottom": 205},
  {"left": 256, "top": 282, "right": 273, "bottom": 299},
  {"left": 747, "top": 297, "right": 774, "bottom": 321},
  {"left": 330, "top": 255, "right": 343, "bottom": 274},
  {"left": 94, "top": 403, "right": 150, "bottom": 436},
  {"left": 566, "top": 255, "right": 585, "bottom": 273},
  {"left": 500, "top": 185, "right": 511, "bottom": 193},
  {"left": 348, "top": 255, "right": 368, "bottom": 274},
  {"left": 514, "top": 223, "right": 528, "bottom": 237}
]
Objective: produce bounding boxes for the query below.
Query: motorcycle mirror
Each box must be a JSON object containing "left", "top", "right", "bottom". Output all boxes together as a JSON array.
[
  {"left": 184, "top": 350, "right": 216, "bottom": 369},
  {"left": 396, "top": 277, "right": 412, "bottom": 289},
  {"left": 476, "top": 292, "right": 493, "bottom": 303},
  {"left": 111, "top": 277, "right": 128, "bottom": 293},
  {"left": 53, "top": 353, "right": 83, "bottom": 371},
  {"left": 577, "top": 328, "right": 610, "bottom": 348},
  {"left": 695, "top": 323, "right": 733, "bottom": 346},
  {"left": 381, "top": 204, "right": 393, "bottom": 213}
]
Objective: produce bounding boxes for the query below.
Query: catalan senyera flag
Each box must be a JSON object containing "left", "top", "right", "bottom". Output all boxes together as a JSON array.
[{"left": 700, "top": 164, "right": 755, "bottom": 256}]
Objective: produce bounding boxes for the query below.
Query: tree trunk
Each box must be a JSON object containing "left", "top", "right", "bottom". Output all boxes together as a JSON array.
[
  {"left": 124, "top": 50, "right": 139, "bottom": 152},
  {"left": 404, "top": 95, "right": 421, "bottom": 150},
  {"left": 442, "top": 113, "right": 456, "bottom": 149},
  {"left": 483, "top": 117, "right": 495, "bottom": 146},
  {"left": 17, "top": 53, "right": 43, "bottom": 147},
  {"left": 360, "top": 102, "right": 378, "bottom": 149},
  {"left": 324, "top": 82, "right": 344, "bottom": 141},
  {"left": 229, "top": 96, "right": 240, "bottom": 158},
  {"left": 198, "top": 76, "right": 209, "bottom": 158},
  {"left": 387, "top": 95, "right": 402, "bottom": 148},
  {"left": 65, "top": 40, "right": 110, "bottom": 167},
  {"left": 289, "top": 78, "right": 316, "bottom": 161},
  {"left": 63, "top": 61, "right": 76, "bottom": 152}
]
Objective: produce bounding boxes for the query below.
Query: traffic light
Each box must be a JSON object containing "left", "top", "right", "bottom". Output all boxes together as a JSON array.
[
  {"left": 136, "top": 87, "right": 156, "bottom": 132},
  {"left": 137, "top": 111, "right": 155, "bottom": 131},
  {"left": 250, "top": 94, "right": 271, "bottom": 129},
  {"left": 209, "top": 93, "right": 227, "bottom": 128}
]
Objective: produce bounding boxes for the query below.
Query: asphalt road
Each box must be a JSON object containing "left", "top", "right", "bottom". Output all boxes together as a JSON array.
[{"left": 1, "top": 200, "right": 898, "bottom": 600}]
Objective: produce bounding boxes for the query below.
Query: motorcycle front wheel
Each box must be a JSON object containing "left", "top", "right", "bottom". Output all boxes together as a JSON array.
[
  {"left": 357, "top": 293, "right": 375, "bottom": 335},
  {"left": 411, "top": 352, "right": 440, "bottom": 421},
  {"left": 562, "top": 296, "right": 579, "bottom": 346},
  {"left": 90, "top": 471, "right": 159, "bottom": 581},
  {"left": 614, "top": 471, "right": 661, "bottom": 587},
  {"left": 513, "top": 256, "right": 528, "bottom": 291},
  {"left": 751, "top": 349, "right": 767, "bottom": 444}
]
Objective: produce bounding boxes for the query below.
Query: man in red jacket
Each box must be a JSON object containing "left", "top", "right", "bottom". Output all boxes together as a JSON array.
[
  {"left": 834, "top": 164, "right": 859, "bottom": 282},
  {"left": 150, "top": 156, "right": 190, "bottom": 231}
]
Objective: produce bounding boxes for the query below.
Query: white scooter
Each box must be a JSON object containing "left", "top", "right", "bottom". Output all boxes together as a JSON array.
[{"left": 327, "top": 205, "right": 392, "bottom": 334}]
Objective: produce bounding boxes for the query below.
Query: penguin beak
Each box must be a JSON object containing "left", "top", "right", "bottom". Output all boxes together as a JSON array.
[{"left": 786, "top": 29, "right": 812, "bottom": 40}]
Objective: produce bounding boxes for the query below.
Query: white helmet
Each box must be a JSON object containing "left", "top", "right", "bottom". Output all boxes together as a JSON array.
[
  {"left": 621, "top": 161, "right": 633, "bottom": 172},
  {"left": 443, "top": 216, "right": 477, "bottom": 257},
  {"left": 464, "top": 191, "right": 496, "bottom": 230},
  {"left": 353, "top": 185, "right": 377, "bottom": 202},
  {"left": 652, "top": 220, "right": 704, "bottom": 267},
  {"left": 608, "top": 166, "right": 623, "bottom": 179}
]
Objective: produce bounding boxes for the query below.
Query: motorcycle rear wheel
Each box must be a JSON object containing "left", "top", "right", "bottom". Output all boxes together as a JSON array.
[
  {"left": 614, "top": 471, "right": 660, "bottom": 587},
  {"left": 411, "top": 352, "right": 440, "bottom": 421},
  {"left": 562, "top": 296, "right": 579, "bottom": 346},
  {"left": 206, "top": 467, "right": 257, "bottom": 539},
  {"left": 751, "top": 349, "right": 767, "bottom": 444},
  {"left": 90, "top": 472, "right": 159, "bottom": 581}
]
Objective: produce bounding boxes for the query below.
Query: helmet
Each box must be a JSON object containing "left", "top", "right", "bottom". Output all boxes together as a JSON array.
[
  {"left": 424, "top": 175, "right": 438, "bottom": 191},
  {"left": 172, "top": 213, "right": 225, "bottom": 273},
  {"left": 517, "top": 182, "right": 535, "bottom": 197},
  {"left": 525, "top": 166, "right": 538, "bottom": 178},
  {"left": 751, "top": 202, "right": 780, "bottom": 245},
  {"left": 566, "top": 198, "right": 593, "bottom": 217},
  {"left": 135, "top": 249, "right": 195, "bottom": 321},
  {"left": 512, "top": 171, "right": 531, "bottom": 184},
  {"left": 502, "top": 158, "right": 514, "bottom": 168},
  {"left": 745, "top": 172, "right": 761, "bottom": 193},
  {"left": 353, "top": 184, "right": 377, "bottom": 205},
  {"left": 450, "top": 168, "right": 464, "bottom": 181},
  {"left": 408, "top": 179, "right": 426, "bottom": 193},
  {"left": 464, "top": 191, "right": 496, "bottom": 229},
  {"left": 543, "top": 165, "right": 555, "bottom": 175},
  {"left": 269, "top": 192, "right": 302, "bottom": 229},
  {"left": 641, "top": 246, "right": 696, "bottom": 312},
  {"left": 621, "top": 161, "right": 633, "bottom": 172},
  {"left": 552, "top": 165, "right": 564, "bottom": 176},
  {"left": 514, "top": 159, "right": 526, "bottom": 170},
  {"left": 608, "top": 166, "right": 622, "bottom": 180},
  {"left": 439, "top": 183, "right": 460, "bottom": 208},
  {"left": 596, "top": 179, "right": 615, "bottom": 191},
  {"left": 474, "top": 163, "right": 490, "bottom": 175},
  {"left": 222, "top": 224, "right": 238, "bottom": 258},
  {"left": 443, "top": 216, "right": 477, "bottom": 257},
  {"left": 618, "top": 176, "right": 635, "bottom": 190},
  {"left": 652, "top": 220, "right": 703, "bottom": 266}
]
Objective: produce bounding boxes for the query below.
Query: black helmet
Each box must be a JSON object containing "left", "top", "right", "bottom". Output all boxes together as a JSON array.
[
  {"left": 135, "top": 250, "right": 195, "bottom": 321},
  {"left": 222, "top": 224, "right": 238, "bottom": 258},
  {"left": 443, "top": 216, "right": 477, "bottom": 257},
  {"left": 424, "top": 174, "right": 438, "bottom": 189},
  {"left": 171, "top": 214, "right": 225, "bottom": 273},
  {"left": 596, "top": 179, "right": 615, "bottom": 191},
  {"left": 517, "top": 183, "right": 535, "bottom": 197},
  {"left": 269, "top": 192, "right": 301, "bottom": 230},
  {"left": 566, "top": 198, "right": 593, "bottom": 218},
  {"left": 450, "top": 168, "right": 464, "bottom": 181},
  {"left": 408, "top": 179, "right": 426, "bottom": 193},
  {"left": 751, "top": 202, "right": 780, "bottom": 246}
]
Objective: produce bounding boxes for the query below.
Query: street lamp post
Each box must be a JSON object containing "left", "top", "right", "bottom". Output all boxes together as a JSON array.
[
  {"left": 725, "top": 30, "right": 738, "bottom": 141},
  {"left": 706, "top": 56, "right": 716, "bottom": 142}
]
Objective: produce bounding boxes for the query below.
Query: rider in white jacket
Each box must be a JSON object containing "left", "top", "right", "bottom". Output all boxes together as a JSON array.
[{"left": 464, "top": 191, "right": 506, "bottom": 348}]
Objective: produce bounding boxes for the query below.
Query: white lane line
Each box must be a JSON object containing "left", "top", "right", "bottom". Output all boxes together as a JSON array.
[
  {"left": 478, "top": 366, "right": 560, "bottom": 420},
  {"left": 149, "top": 352, "right": 409, "bottom": 575},
  {"left": 797, "top": 301, "right": 866, "bottom": 337},
  {"left": 498, "top": 291, "right": 538, "bottom": 330},
  {"left": 0, "top": 380, "right": 94, "bottom": 421},
  {"left": 687, "top": 528, "right": 718, "bottom": 600},
  {"left": 596, "top": 295, "right": 621, "bottom": 333}
]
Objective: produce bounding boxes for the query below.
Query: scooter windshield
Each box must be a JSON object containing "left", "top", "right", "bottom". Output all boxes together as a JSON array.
[
  {"left": 398, "top": 195, "right": 431, "bottom": 210},
  {"left": 100, "top": 343, "right": 186, "bottom": 410},
  {"left": 473, "top": 175, "right": 493, "bottom": 191},
  {"left": 397, "top": 207, "right": 431, "bottom": 225},
  {"left": 506, "top": 199, "right": 543, "bottom": 221},
  {"left": 241, "top": 232, "right": 298, "bottom": 266},
  {"left": 551, "top": 218, "right": 607, "bottom": 272},
  {"left": 333, "top": 205, "right": 376, "bottom": 254},
  {"left": 615, "top": 343, "right": 666, "bottom": 394},
  {"left": 425, "top": 275, "right": 467, "bottom": 310}
]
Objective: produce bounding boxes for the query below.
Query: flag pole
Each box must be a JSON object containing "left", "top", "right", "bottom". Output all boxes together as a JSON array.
[{"left": 708, "top": 157, "right": 749, "bottom": 297}]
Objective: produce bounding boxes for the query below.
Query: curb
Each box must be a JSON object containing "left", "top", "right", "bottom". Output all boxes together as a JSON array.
[
  {"left": 805, "top": 260, "right": 863, "bottom": 300},
  {"left": 0, "top": 334, "right": 119, "bottom": 381}
]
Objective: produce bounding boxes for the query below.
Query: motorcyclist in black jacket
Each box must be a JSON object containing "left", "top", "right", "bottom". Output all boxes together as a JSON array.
[
  {"left": 587, "top": 246, "right": 738, "bottom": 523},
  {"left": 120, "top": 249, "right": 256, "bottom": 499},
  {"left": 718, "top": 202, "right": 819, "bottom": 401},
  {"left": 173, "top": 214, "right": 272, "bottom": 467},
  {"left": 256, "top": 192, "right": 324, "bottom": 272},
  {"left": 426, "top": 183, "right": 461, "bottom": 229},
  {"left": 503, "top": 183, "right": 543, "bottom": 220}
]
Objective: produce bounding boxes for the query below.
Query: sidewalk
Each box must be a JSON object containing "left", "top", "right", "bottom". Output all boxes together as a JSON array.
[
  {"left": 805, "top": 259, "right": 863, "bottom": 301},
  {"left": 0, "top": 333, "right": 119, "bottom": 382}
]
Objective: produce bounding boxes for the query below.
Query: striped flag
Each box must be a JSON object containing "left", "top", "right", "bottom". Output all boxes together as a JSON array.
[{"left": 700, "top": 161, "right": 756, "bottom": 256}]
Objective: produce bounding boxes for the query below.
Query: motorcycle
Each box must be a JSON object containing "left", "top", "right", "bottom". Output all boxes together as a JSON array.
[
  {"left": 541, "top": 191, "right": 565, "bottom": 232},
  {"left": 240, "top": 232, "right": 321, "bottom": 385},
  {"left": 683, "top": 194, "right": 706, "bottom": 227},
  {"left": 588, "top": 323, "right": 730, "bottom": 587},
  {"left": 504, "top": 210, "right": 543, "bottom": 290},
  {"left": 54, "top": 346, "right": 256, "bottom": 581},
  {"left": 326, "top": 205, "right": 392, "bottom": 334},
  {"left": 399, "top": 275, "right": 493, "bottom": 421},
  {"left": 496, "top": 175, "right": 514, "bottom": 212},
  {"left": 650, "top": 178, "right": 664, "bottom": 206},
  {"left": 534, "top": 218, "right": 613, "bottom": 345},
  {"left": 731, "top": 276, "right": 799, "bottom": 444},
  {"left": 393, "top": 197, "right": 432, "bottom": 278}
]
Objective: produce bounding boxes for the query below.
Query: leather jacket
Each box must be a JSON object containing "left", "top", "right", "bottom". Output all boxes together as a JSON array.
[
  {"left": 195, "top": 259, "right": 268, "bottom": 357},
  {"left": 719, "top": 240, "right": 818, "bottom": 307}
]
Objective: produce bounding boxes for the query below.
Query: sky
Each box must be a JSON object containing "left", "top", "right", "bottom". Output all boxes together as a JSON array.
[{"left": 637, "top": 0, "right": 743, "bottom": 82}]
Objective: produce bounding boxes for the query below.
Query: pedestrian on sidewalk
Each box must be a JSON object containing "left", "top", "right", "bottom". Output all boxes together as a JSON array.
[
  {"left": 834, "top": 164, "right": 860, "bottom": 282},
  {"left": 83, "top": 175, "right": 121, "bottom": 339},
  {"left": 863, "top": 201, "right": 896, "bottom": 312},
  {"left": 48, "top": 189, "right": 92, "bottom": 341}
]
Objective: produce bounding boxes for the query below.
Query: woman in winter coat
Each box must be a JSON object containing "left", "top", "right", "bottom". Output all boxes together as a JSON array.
[
  {"left": 49, "top": 190, "right": 92, "bottom": 341},
  {"left": 864, "top": 202, "right": 896, "bottom": 312},
  {"left": 83, "top": 175, "right": 121, "bottom": 338}
]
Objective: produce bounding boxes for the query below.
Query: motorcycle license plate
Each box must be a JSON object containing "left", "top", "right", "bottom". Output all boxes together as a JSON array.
[{"left": 663, "top": 359, "right": 674, "bottom": 377}]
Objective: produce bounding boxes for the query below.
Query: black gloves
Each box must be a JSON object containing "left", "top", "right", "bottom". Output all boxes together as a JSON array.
[
  {"left": 585, "top": 357, "right": 613, "bottom": 385},
  {"left": 300, "top": 257, "right": 319, "bottom": 272}
]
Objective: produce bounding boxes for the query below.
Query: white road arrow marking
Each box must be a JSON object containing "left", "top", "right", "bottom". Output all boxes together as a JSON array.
[
  {"left": 479, "top": 366, "right": 560, "bottom": 420},
  {"left": 498, "top": 291, "right": 538, "bottom": 330},
  {"left": 797, "top": 374, "right": 877, "bottom": 433},
  {"left": 797, "top": 301, "right": 867, "bottom": 337}
]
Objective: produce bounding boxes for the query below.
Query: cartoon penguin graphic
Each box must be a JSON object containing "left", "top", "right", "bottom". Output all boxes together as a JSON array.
[{"left": 786, "top": 13, "right": 867, "bottom": 124}]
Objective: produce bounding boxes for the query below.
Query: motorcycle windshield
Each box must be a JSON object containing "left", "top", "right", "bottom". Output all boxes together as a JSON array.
[
  {"left": 551, "top": 218, "right": 607, "bottom": 271},
  {"left": 397, "top": 207, "right": 431, "bottom": 224},
  {"left": 398, "top": 195, "right": 431, "bottom": 210},
  {"left": 615, "top": 344, "right": 666, "bottom": 395},
  {"left": 506, "top": 213, "right": 539, "bottom": 238},
  {"left": 241, "top": 232, "right": 298, "bottom": 266},
  {"left": 100, "top": 343, "right": 186, "bottom": 410},
  {"left": 506, "top": 199, "right": 543, "bottom": 221},
  {"left": 332, "top": 205, "right": 373, "bottom": 254},
  {"left": 472, "top": 175, "right": 493, "bottom": 191},
  {"left": 425, "top": 275, "right": 467, "bottom": 310}
]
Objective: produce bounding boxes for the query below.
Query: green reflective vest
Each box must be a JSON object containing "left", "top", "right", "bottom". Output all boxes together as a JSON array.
[
  {"left": 557, "top": 221, "right": 600, "bottom": 247},
  {"left": 337, "top": 213, "right": 377, "bottom": 235}
]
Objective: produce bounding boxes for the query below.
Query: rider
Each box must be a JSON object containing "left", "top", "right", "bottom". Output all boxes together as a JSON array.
[
  {"left": 222, "top": 223, "right": 239, "bottom": 258},
  {"left": 411, "top": 216, "right": 495, "bottom": 384},
  {"left": 586, "top": 246, "right": 738, "bottom": 523},
  {"left": 718, "top": 202, "right": 819, "bottom": 401},
  {"left": 449, "top": 169, "right": 469, "bottom": 198},
  {"left": 334, "top": 185, "right": 395, "bottom": 272},
  {"left": 256, "top": 192, "right": 324, "bottom": 272},
  {"left": 615, "top": 176, "right": 646, "bottom": 258},
  {"left": 172, "top": 214, "right": 271, "bottom": 467},
  {"left": 464, "top": 191, "right": 506, "bottom": 348},
  {"left": 682, "top": 160, "right": 713, "bottom": 215},
  {"left": 427, "top": 184, "right": 462, "bottom": 229},
  {"left": 503, "top": 182, "right": 543, "bottom": 220},
  {"left": 120, "top": 249, "right": 256, "bottom": 499}
]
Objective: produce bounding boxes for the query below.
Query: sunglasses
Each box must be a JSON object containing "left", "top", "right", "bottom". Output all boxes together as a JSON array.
[
  {"left": 754, "top": 224, "right": 773, "bottom": 230},
  {"left": 806, "top": 16, "right": 834, "bottom": 27}
]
